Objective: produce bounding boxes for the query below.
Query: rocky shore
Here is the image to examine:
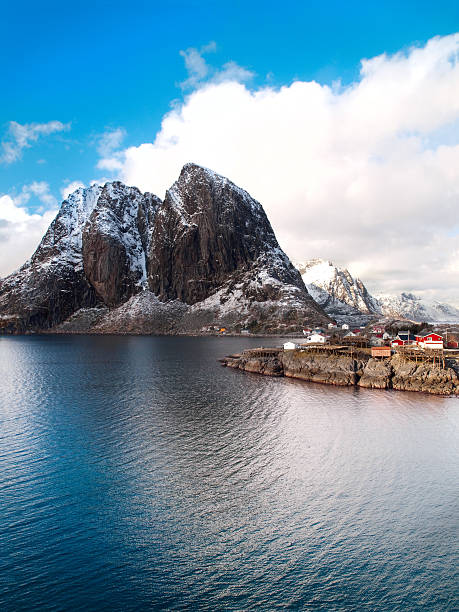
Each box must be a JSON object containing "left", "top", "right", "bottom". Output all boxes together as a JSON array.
[{"left": 220, "top": 348, "right": 459, "bottom": 396}]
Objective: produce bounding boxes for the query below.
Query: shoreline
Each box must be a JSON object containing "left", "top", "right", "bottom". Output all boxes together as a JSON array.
[{"left": 220, "top": 346, "right": 459, "bottom": 397}]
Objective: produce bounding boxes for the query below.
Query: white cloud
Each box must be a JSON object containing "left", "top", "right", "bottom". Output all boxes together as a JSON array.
[
  {"left": 0, "top": 194, "right": 57, "bottom": 277},
  {"left": 61, "top": 181, "right": 85, "bottom": 200},
  {"left": 96, "top": 128, "right": 126, "bottom": 157},
  {"left": 14, "top": 181, "right": 58, "bottom": 209},
  {"left": 179, "top": 41, "right": 253, "bottom": 90},
  {"left": 179, "top": 41, "right": 217, "bottom": 90},
  {"left": 1, "top": 121, "right": 70, "bottom": 164},
  {"left": 105, "top": 33, "right": 459, "bottom": 305},
  {"left": 96, "top": 128, "right": 126, "bottom": 173}
]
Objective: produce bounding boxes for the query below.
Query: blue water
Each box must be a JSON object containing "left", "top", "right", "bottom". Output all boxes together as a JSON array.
[{"left": 0, "top": 335, "right": 457, "bottom": 611}]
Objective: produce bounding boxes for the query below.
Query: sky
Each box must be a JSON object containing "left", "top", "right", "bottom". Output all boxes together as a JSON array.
[{"left": 1, "top": 0, "right": 459, "bottom": 304}]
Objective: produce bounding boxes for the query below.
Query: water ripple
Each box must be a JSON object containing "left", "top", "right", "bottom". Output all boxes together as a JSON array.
[{"left": 0, "top": 335, "right": 457, "bottom": 611}]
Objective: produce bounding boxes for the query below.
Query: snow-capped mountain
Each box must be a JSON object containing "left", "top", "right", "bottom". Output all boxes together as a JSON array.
[
  {"left": 295, "top": 259, "right": 381, "bottom": 320},
  {"left": 0, "top": 164, "right": 328, "bottom": 334},
  {"left": 376, "top": 293, "right": 459, "bottom": 323},
  {"left": 293, "top": 258, "right": 459, "bottom": 324}
]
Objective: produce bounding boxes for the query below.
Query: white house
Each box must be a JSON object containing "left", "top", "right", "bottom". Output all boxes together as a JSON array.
[
  {"left": 283, "top": 342, "right": 297, "bottom": 350},
  {"left": 342, "top": 323, "right": 349, "bottom": 330},
  {"left": 328, "top": 322, "right": 337, "bottom": 329},
  {"left": 305, "top": 333, "right": 326, "bottom": 344}
]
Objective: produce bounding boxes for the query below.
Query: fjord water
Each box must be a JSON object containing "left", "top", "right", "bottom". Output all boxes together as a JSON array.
[{"left": 0, "top": 336, "right": 457, "bottom": 611}]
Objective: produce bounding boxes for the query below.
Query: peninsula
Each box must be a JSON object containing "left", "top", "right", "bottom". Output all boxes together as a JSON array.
[{"left": 220, "top": 345, "right": 459, "bottom": 396}]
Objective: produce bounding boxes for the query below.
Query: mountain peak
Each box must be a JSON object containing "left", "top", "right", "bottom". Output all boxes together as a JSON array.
[
  {"left": 295, "top": 258, "right": 381, "bottom": 319},
  {"left": 149, "top": 165, "right": 309, "bottom": 306}
]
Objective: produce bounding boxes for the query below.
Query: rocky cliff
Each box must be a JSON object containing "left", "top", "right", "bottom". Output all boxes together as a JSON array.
[{"left": 0, "top": 164, "right": 328, "bottom": 334}]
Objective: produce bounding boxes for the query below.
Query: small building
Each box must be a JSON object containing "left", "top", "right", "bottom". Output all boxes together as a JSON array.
[
  {"left": 305, "top": 333, "right": 326, "bottom": 344},
  {"left": 416, "top": 333, "right": 443, "bottom": 349},
  {"left": 283, "top": 342, "right": 297, "bottom": 350},
  {"left": 371, "top": 346, "right": 392, "bottom": 358},
  {"left": 342, "top": 323, "right": 349, "bottom": 330},
  {"left": 383, "top": 332, "right": 391, "bottom": 340},
  {"left": 302, "top": 328, "right": 312, "bottom": 336},
  {"left": 344, "top": 331, "right": 357, "bottom": 338},
  {"left": 372, "top": 326, "right": 385, "bottom": 334},
  {"left": 447, "top": 339, "right": 459, "bottom": 349},
  {"left": 328, "top": 322, "right": 337, "bottom": 329},
  {"left": 312, "top": 327, "right": 324, "bottom": 334}
]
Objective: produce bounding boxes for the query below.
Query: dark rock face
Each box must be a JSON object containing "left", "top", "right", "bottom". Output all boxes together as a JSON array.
[
  {"left": 82, "top": 183, "right": 160, "bottom": 306},
  {"left": 148, "top": 163, "right": 306, "bottom": 304},
  {"left": 0, "top": 164, "right": 328, "bottom": 333}
]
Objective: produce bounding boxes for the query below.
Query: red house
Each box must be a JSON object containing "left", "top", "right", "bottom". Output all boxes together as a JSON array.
[{"left": 415, "top": 333, "right": 443, "bottom": 349}]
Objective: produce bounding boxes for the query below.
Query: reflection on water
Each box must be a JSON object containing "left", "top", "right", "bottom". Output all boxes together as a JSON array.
[{"left": 0, "top": 335, "right": 458, "bottom": 610}]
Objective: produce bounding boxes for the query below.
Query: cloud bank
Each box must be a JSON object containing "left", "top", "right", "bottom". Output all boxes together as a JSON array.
[{"left": 99, "top": 33, "right": 459, "bottom": 305}]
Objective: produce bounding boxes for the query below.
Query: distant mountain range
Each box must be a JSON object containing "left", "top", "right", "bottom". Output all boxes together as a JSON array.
[
  {"left": 296, "top": 259, "right": 459, "bottom": 324},
  {"left": 375, "top": 292, "right": 459, "bottom": 324},
  {"left": 0, "top": 164, "right": 328, "bottom": 334}
]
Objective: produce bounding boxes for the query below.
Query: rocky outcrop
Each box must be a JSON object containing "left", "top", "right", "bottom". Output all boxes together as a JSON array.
[
  {"left": 281, "top": 350, "right": 366, "bottom": 386},
  {"left": 223, "top": 349, "right": 284, "bottom": 376},
  {"left": 390, "top": 354, "right": 459, "bottom": 395},
  {"left": 358, "top": 358, "right": 393, "bottom": 389},
  {"left": 221, "top": 348, "right": 459, "bottom": 396},
  {"left": 0, "top": 164, "right": 328, "bottom": 334}
]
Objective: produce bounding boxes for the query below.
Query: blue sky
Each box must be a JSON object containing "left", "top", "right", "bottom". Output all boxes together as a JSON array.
[
  {"left": 2, "top": 1, "right": 459, "bottom": 303},
  {"left": 2, "top": 0, "right": 459, "bottom": 208}
]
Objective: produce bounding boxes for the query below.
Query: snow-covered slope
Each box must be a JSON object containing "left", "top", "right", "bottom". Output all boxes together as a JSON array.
[
  {"left": 376, "top": 293, "right": 459, "bottom": 323},
  {"left": 295, "top": 259, "right": 381, "bottom": 319}
]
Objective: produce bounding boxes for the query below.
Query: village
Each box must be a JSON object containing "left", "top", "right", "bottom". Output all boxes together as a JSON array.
[{"left": 281, "top": 321, "right": 459, "bottom": 356}]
